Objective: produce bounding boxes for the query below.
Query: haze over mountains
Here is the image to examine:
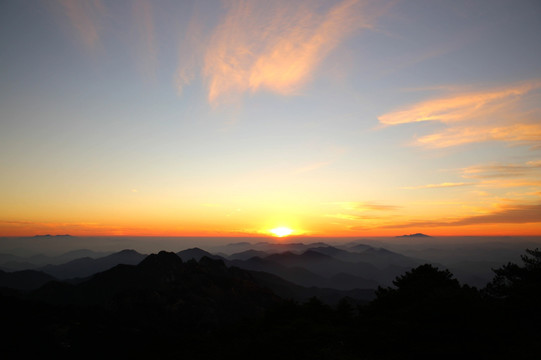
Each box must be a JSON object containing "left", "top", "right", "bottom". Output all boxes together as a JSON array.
[
  {"left": 2, "top": 237, "right": 539, "bottom": 292},
  {"left": 1, "top": 241, "right": 425, "bottom": 291}
]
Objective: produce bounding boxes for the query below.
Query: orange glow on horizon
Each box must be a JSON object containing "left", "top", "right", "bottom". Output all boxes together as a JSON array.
[{"left": 1, "top": 219, "right": 540, "bottom": 238}]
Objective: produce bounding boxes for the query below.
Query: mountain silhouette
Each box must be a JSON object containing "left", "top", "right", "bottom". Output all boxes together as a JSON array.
[
  {"left": 265, "top": 250, "right": 380, "bottom": 279},
  {"left": 227, "top": 256, "right": 328, "bottom": 288},
  {"left": 396, "top": 233, "right": 431, "bottom": 237},
  {"left": 228, "top": 253, "right": 378, "bottom": 290},
  {"left": 176, "top": 247, "right": 222, "bottom": 261},
  {"left": 308, "top": 245, "right": 369, "bottom": 262},
  {"left": 249, "top": 269, "right": 375, "bottom": 304},
  {"left": 38, "top": 249, "right": 146, "bottom": 279},
  {"left": 0, "top": 249, "right": 112, "bottom": 271},
  {"left": 228, "top": 249, "right": 270, "bottom": 260},
  {"left": 214, "top": 241, "right": 332, "bottom": 255},
  {"left": 223, "top": 246, "right": 428, "bottom": 287},
  {"left": 4, "top": 244, "right": 428, "bottom": 290},
  {"left": 32, "top": 251, "right": 281, "bottom": 322},
  {"left": 354, "top": 247, "right": 422, "bottom": 269},
  {"left": 265, "top": 250, "right": 333, "bottom": 267}
]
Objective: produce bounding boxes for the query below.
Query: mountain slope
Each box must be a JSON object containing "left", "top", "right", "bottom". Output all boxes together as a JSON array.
[
  {"left": 248, "top": 270, "right": 376, "bottom": 304},
  {"left": 32, "top": 251, "right": 281, "bottom": 327},
  {"left": 227, "top": 254, "right": 378, "bottom": 289},
  {"left": 228, "top": 249, "right": 270, "bottom": 260},
  {"left": 0, "top": 269, "right": 56, "bottom": 290}
]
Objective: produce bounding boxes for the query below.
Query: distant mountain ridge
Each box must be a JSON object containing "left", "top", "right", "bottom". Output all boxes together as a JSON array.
[
  {"left": 396, "top": 233, "right": 431, "bottom": 237},
  {"left": 1, "top": 243, "right": 430, "bottom": 290},
  {"left": 31, "top": 252, "right": 281, "bottom": 316},
  {"left": 0, "top": 249, "right": 112, "bottom": 271},
  {"left": 37, "top": 249, "right": 146, "bottom": 279},
  {"left": 33, "top": 234, "right": 73, "bottom": 237},
  {"left": 223, "top": 244, "right": 427, "bottom": 287},
  {"left": 176, "top": 247, "right": 223, "bottom": 262},
  {"left": 1, "top": 239, "right": 508, "bottom": 289}
]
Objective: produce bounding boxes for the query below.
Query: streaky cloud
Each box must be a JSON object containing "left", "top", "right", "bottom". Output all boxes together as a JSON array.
[
  {"left": 176, "top": 2, "right": 210, "bottom": 95},
  {"left": 332, "top": 201, "right": 399, "bottom": 211},
  {"left": 379, "top": 80, "right": 541, "bottom": 148},
  {"left": 325, "top": 213, "right": 383, "bottom": 221},
  {"left": 379, "top": 81, "right": 541, "bottom": 126},
  {"left": 385, "top": 203, "right": 541, "bottom": 229},
  {"left": 462, "top": 160, "right": 541, "bottom": 179},
  {"left": 479, "top": 179, "right": 541, "bottom": 189},
  {"left": 132, "top": 0, "right": 158, "bottom": 81},
  {"left": 416, "top": 123, "right": 541, "bottom": 148},
  {"left": 401, "top": 182, "right": 473, "bottom": 190},
  {"left": 58, "top": 0, "right": 106, "bottom": 50}
]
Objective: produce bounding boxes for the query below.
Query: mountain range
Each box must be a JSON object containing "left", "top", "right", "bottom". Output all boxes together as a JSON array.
[
  {"left": 0, "top": 249, "right": 381, "bottom": 305},
  {"left": 0, "top": 240, "right": 512, "bottom": 294},
  {"left": 0, "top": 242, "right": 426, "bottom": 290}
]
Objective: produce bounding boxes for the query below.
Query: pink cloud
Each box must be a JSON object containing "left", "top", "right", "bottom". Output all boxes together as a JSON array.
[{"left": 203, "top": 0, "right": 377, "bottom": 105}]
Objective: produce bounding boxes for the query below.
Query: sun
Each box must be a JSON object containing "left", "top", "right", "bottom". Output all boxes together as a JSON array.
[{"left": 269, "top": 227, "right": 293, "bottom": 237}]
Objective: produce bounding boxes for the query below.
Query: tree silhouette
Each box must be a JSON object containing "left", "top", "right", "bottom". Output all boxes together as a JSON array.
[
  {"left": 481, "top": 248, "right": 541, "bottom": 359},
  {"left": 486, "top": 248, "right": 541, "bottom": 304},
  {"left": 374, "top": 264, "right": 464, "bottom": 310},
  {"left": 378, "top": 264, "right": 459, "bottom": 295},
  {"left": 366, "top": 264, "right": 483, "bottom": 359}
]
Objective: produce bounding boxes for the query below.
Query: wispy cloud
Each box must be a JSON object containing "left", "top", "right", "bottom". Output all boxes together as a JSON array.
[
  {"left": 324, "top": 201, "right": 398, "bottom": 224},
  {"left": 202, "top": 0, "right": 377, "bottom": 105},
  {"left": 132, "top": 0, "right": 157, "bottom": 80},
  {"left": 401, "top": 182, "right": 473, "bottom": 190},
  {"left": 462, "top": 160, "right": 541, "bottom": 179},
  {"left": 58, "top": 0, "right": 106, "bottom": 50},
  {"left": 325, "top": 213, "right": 383, "bottom": 221},
  {"left": 416, "top": 123, "right": 541, "bottom": 148},
  {"left": 461, "top": 161, "right": 541, "bottom": 194},
  {"left": 176, "top": 2, "right": 210, "bottom": 95},
  {"left": 0, "top": 220, "right": 35, "bottom": 225},
  {"left": 479, "top": 179, "right": 541, "bottom": 189},
  {"left": 333, "top": 201, "right": 399, "bottom": 211},
  {"left": 379, "top": 81, "right": 540, "bottom": 126},
  {"left": 385, "top": 203, "right": 541, "bottom": 228},
  {"left": 1, "top": 219, "right": 98, "bottom": 232},
  {"left": 378, "top": 80, "right": 541, "bottom": 148}
]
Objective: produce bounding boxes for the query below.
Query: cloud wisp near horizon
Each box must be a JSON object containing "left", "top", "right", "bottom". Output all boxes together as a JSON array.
[{"left": 1, "top": 0, "right": 540, "bottom": 237}]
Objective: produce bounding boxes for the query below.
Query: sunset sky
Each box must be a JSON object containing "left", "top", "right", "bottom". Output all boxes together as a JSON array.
[{"left": 1, "top": 0, "right": 540, "bottom": 237}]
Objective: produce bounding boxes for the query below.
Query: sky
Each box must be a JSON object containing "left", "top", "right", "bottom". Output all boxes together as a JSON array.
[{"left": 1, "top": 0, "right": 540, "bottom": 238}]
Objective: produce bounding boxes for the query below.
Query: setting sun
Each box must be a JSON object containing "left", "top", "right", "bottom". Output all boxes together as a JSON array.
[{"left": 269, "top": 227, "right": 293, "bottom": 237}]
